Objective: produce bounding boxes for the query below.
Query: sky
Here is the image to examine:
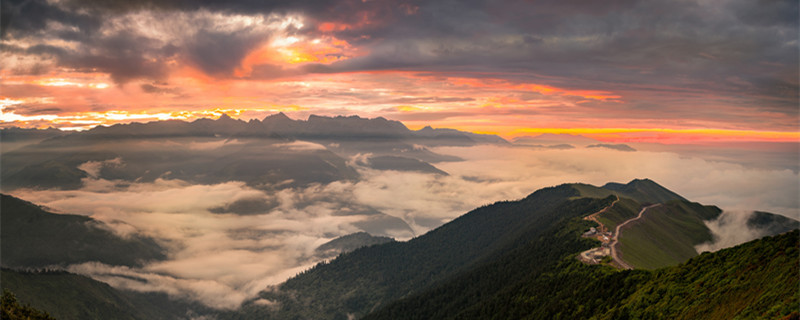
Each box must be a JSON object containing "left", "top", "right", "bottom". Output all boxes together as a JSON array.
[{"left": 2, "top": 0, "right": 798, "bottom": 143}]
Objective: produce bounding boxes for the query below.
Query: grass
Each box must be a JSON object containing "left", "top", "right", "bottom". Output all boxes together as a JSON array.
[
  {"left": 596, "top": 197, "right": 641, "bottom": 231},
  {"left": 616, "top": 202, "right": 717, "bottom": 269},
  {"left": 570, "top": 183, "right": 616, "bottom": 199}
]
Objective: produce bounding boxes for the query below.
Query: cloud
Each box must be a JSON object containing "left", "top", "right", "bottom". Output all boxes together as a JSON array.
[
  {"left": 431, "top": 145, "right": 799, "bottom": 218},
  {"left": 694, "top": 211, "right": 772, "bottom": 253},
  {"left": 10, "top": 145, "right": 798, "bottom": 309},
  {"left": 77, "top": 157, "right": 124, "bottom": 178},
  {"left": 5, "top": 0, "right": 796, "bottom": 108},
  {"left": 274, "top": 140, "right": 327, "bottom": 151}
]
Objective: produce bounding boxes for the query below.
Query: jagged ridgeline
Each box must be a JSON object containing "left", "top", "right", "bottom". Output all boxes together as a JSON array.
[
  {"left": 0, "top": 115, "right": 507, "bottom": 191},
  {"left": 2, "top": 180, "right": 797, "bottom": 319}
]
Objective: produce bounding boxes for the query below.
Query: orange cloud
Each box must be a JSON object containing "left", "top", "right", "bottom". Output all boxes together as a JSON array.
[
  {"left": 0, "top": 106, "right": 313, "bottom": 130},
  {"left": 316, "top": 9, "right": 379, "bottom": 33},
  {"left": 236, "top": 36, "right": 362, "bottom": 77},
  {"left": 511, "top": 127, "right": 800, "bottom": 144},
  {"left": 447, "top": 77, "right": 622, "bottom": 101}
]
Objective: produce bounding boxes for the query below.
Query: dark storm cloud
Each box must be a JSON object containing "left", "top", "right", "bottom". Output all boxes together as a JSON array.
[
  {"left": 1, "top": 0, "right": 102, "bottom": 37},
  {"left": 183, "top": 29, "right": 261, "bottom": 76},
  {"left": 3, "top": 0, "right": 796, "bottom": 111},
  {"left": 62, "top": 32, "right": 173, "bottom": 83},
  {"left": 318, "top": 0, "right": 797, "bottom": 112}
]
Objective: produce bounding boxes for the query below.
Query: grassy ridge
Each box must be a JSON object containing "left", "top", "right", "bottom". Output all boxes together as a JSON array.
[
  {"left": 366, "top": 230, "right": 799, "bottom": 320},
  {"left": 596, "top": 197, "right": 641, "bottom": 230},
  {"left": 603, "top": 230, "right": 799, "bottom": 320},
  {"left": 617, "top": 201, "right": 721, "bottom": 269}
]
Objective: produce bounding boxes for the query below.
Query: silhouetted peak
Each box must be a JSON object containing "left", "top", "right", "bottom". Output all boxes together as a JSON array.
[
  {"left": 308, "top": 114, "right": 364, "bottom": 121},
  {"left": 263, "top": 112, "right": 292, "bottom": 121}
]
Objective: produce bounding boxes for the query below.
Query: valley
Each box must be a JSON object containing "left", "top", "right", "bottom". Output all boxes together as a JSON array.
[
  {"left": 2, "top": 177, "right": 797, "bottom": 319},
  {"left": 3, "top": 0, "right": 797, "bottom": 318},
  {"left": 0, "top": 120, "right": 797, "bottom": 319}
]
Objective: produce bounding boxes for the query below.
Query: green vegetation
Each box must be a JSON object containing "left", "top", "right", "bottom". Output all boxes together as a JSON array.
[
  {"left": 363, "top": 212, "right": 647, "bottom": 320},
  {"left": 365, "top": 230, "right": 799, "bottom": 320},
  {"left": 602, "top": 178, "right": 686, "bottom": 204},
  {"left": 1, "top": 194, "right": 165, "bottom": 268},
  {"left": 596, "top": 197, "right": 640, "bottom": 230},
  {"left": 221, "top": 185, "right": 614, "bottom": 319},
  {"left": 5, "top": 179, "right": 797, "bottom": 320},
  {"left": 315, "top": 232, "right": 395, "bottom": 258},
  {"left": 748, "top": 211, "right": 800, "bottom": 234},
  {"left": 602, "top": 230, "right": 799, "bottom": 320},
  {"left": 1, "top": 269, "right": 211, "bottom": 320},
  {"left": 569, "top": 183, "right": 616, "bottom": 199},
  {"left": 1, "top": 290, "right": 55, "bottom": 320},
  {"left": 617, "top": 201, "right": 721, "bottom": 269}
]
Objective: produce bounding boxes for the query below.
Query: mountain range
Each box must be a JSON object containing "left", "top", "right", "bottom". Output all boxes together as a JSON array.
[
  {"left": 0, "top": 114, "right": 505, "bottom": 192},
  {"left": 2, "top": 179, "right": 796, "bottom": 319}
]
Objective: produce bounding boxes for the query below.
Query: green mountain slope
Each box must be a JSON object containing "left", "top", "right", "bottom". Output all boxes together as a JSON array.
[
  {"left": 5, "top": 179, "right": 796, "bottom": 320},
  {"left": 617, "top": 200, "right": 721, "bottom": 269},
  {"left": 1, "top": 269, "right": 211, "bottom": 320},
  {"left": 222, "top": 185, "right": 615, "bottom": 319},
  {"left": 602, "top": 230, "right": 799, "bottom": 320},
  {"left": 569, "top": 181, "right": 725, "bottom": 269},
  {"left": 221, "top": 179, "right": 796, "bottom": 320},
  {"left": 1, "top": 194, "right": 165, "bottom": 268},
  {"left": 365, "top": 229, "right": 798, "bottom": 320},
  {"left": 1, "top": 290, "right": 55, "bottom": 320},
  {"left": 315, "top": 232, "right": 395, "bottom": 258},
  {"left": 603, "top": 178, "right": 686, "bottom": 204}
]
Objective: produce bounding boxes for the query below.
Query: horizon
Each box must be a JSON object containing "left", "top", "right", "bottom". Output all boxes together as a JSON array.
[
  {"left": 1, "top": 0, "right": 798, "bottom": 316},
  {"left": 4, "top": 112, "right": 799, "bottom": 145},
  {"left": 2, "top": 0, "right": 797, "bottom": 144}
]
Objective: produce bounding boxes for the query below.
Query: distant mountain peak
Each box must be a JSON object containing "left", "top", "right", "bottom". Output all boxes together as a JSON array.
[
  {"left": 587, "top": 143, "right": 636, "bottom": 152},
  {"left": 512, "top": 133, "right": 599, "bottom": 146},
  {"left": 263, "top": 112, "right": 293, "bottom": 122}
]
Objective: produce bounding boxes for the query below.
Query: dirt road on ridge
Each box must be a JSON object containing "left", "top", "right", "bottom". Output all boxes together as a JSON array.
[
  {"left": 609, "top": 203, "right": 661, "bottom": 269},
  {"left": 583, "top": 195, "right": 619, "bottom": 234}
]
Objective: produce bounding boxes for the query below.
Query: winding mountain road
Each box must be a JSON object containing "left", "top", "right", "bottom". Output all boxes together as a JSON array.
[
  {"left": 610, "top": 203, "right": 662, "bottom": 269},
  {"left": 583, "top": 194, "right": 620, "bottom": 234}
]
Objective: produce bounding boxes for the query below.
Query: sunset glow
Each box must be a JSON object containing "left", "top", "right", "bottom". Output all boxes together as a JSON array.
[
  {"left": 2, "top": 1, "right": 799, "bottom": 315},
  {"left": 1, "top": 0, "right": 796, "bottom": 144}
]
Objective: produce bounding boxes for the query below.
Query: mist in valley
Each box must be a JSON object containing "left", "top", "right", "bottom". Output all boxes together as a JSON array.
[{"left": 7, "top": 135, "right": 798, "bottom": 309}]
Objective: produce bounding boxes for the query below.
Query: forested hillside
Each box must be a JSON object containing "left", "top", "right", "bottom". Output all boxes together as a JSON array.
[
  {"left": 1, "top": 269, "right": 211, "bottom": 320},
  {"left": 3, "top": 180, "right": 796, "bottom": 320},
  {"left": 0, "top": 194, "right": 165, "bottom": 268},
  {"left": 366, "top": 230, "right": 799, "bottom": 320},
  {"left": 222, "top": 185, "right": 614, "bottom": 319}
]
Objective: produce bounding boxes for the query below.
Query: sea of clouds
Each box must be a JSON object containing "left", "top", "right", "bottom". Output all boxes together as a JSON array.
[{"left": 12, "top": 144, "right": 798, "bottom": 309}]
